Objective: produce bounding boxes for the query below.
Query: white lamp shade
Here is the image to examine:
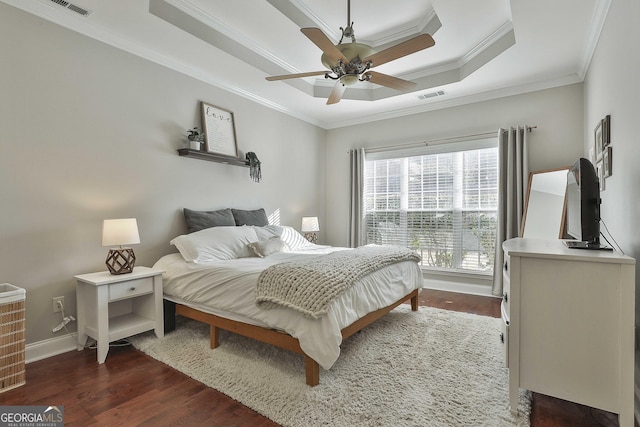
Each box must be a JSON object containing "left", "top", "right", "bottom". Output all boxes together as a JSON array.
[
  {"left": 102, "top": 218, "right": 140, "bottom": 247},
  {"left": 301, "top": 217, "right": 320, "bottom": 232}
]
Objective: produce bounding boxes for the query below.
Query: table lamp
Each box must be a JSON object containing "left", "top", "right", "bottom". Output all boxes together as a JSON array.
[
  {"left": 102, "top": 218, "right": 140, "bottom": 275},
  {"left": 301, "top": 216, "right": 319, "bottom": 244}
]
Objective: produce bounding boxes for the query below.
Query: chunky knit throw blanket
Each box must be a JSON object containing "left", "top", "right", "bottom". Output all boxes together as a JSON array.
[{"left": 255, "top": 245, "right": 421, "bottom": 319}]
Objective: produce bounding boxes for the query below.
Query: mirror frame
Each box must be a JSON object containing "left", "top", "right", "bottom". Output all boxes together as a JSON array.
[{"left": 520, "top": 166, "right": 570, "bottom": 238}]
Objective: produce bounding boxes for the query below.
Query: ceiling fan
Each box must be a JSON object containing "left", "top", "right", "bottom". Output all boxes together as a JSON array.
[{"left": 265, "top": 0, "right": 435, "bottom": 105}]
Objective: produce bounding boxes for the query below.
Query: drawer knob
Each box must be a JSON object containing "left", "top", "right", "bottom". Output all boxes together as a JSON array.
[
  {"left": 500, "top": 332, "right": 504, "bottom": 344},
  {"left": 129, "top": 287, "right": 136, "bottom": 291}
]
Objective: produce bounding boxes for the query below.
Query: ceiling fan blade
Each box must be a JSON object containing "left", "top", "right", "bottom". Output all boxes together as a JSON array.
[
  {"left": 301, "top": 28, "right": 348, "bottom": 64},
  {"left": 266, "top": 71, "right": 327, "bottom": 81},
  {"left": 362, "top": 34, "right": 435, "bottom": 68},
  {"left": 365, "top": 71, "right": 416, "bottom": 91},
  {"left": 327, "top": 81, "right": 347, "bottom": 105}
]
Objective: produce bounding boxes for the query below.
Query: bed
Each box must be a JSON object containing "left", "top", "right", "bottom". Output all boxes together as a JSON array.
[{"left": 155, "top": 208, "right": 423, "bottom": 386}]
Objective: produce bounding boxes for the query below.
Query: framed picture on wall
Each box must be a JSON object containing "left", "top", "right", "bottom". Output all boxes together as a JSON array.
[
  {"left": 200, "top": 102, "right": 239, "bottom": 157},
  {"left": 602, "top": 115, "right": 611, "bottom": 147},
  {"left": 603, "top": 146, "right": 612, "bottom": 177},
  {"left": 596, "top": 160, "right": 605, "bottom": 191},
  {"left": 594, "top": 119, "right": 604, "bottom": 160}
]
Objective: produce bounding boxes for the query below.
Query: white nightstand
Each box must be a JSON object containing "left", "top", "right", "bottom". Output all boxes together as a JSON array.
[{"left": 75, "top": 266, "right": 164, "bottom": 363}]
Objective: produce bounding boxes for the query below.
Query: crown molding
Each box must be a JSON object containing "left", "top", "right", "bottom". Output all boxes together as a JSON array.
[
  {"left": 2, "top": 0, "right": 325, "bottom": 127},
  {"left": 578, "top": 0, "right": 612, "bottom": 79},
  {"left": 0, "top": 0, "right": 596, "bottom": 131},
  {"left": 324, "top": 74, "right": 583, "bottom": 130}
]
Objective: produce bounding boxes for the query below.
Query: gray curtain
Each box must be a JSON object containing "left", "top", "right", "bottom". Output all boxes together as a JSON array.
[
  {"left": 492, "top": 127, "right": 529, "bottom": 296},
  {"left": 349, "top": 148, "right": 365, "bottom": 248}
]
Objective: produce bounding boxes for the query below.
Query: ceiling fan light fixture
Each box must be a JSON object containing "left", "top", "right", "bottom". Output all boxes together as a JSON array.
[
  {"left": 340, "top": 74, "right": 359, "bottom": 86},
  {"left": 321, "top": 42, "right": 375, "bottom": 69},
  {"left": 265, "top": 0, "right": 435, "bottom": 104}
]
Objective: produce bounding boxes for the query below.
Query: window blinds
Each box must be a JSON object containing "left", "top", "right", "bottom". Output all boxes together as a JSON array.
[{"left": 363, "top": 142, "right": 498, "bottom": 274}]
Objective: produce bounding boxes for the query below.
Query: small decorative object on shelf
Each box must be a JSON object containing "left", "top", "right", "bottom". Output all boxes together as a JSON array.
[
  {"left": 187, "top": 126, "right": 205, "bottom": 150},
  {"left": 301, "top": 216, "right": 319, "bottom": 243},
  {"left": 246, "top": 152, "right": 262, "bottom": 183}
]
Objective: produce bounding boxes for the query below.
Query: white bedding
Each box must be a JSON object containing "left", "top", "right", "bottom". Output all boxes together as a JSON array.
[{"left": 154, "top": 246, "right": 423, "bottom": 370}]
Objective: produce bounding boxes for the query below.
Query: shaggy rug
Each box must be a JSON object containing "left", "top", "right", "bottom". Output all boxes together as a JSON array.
[{"left": 130, "top": 306, "right": 531, "bottom": 426}]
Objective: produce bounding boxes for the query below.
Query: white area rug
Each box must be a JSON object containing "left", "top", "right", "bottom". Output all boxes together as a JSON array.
[{"left": 130, "top": 306, "right": 531, "bottom": 426}]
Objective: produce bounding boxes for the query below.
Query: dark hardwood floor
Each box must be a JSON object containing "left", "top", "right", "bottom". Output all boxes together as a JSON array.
[{"left": 1, "top": 289, "right": 621, "bottom": 426}]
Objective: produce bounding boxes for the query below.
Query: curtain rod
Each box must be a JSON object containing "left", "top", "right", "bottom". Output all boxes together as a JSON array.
[{"left": 363, "top": 125, "right": 537, "bottom": 154}]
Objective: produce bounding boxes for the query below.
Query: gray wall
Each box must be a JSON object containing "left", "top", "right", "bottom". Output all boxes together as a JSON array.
[
  {"left": 582, "top": 0, "right": 640, "bottom": 413},
  {"left": 324, "top": 84, "right": 585, "bottom": 247},
  {"left": 0, "top": 4, "right": 326, "bottom": 344}
]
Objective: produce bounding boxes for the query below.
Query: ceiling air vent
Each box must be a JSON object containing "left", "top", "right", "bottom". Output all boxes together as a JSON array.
[
  {"left": 48, "top": 0, "right": 92, "bottom": 17},
  {"left": 417, "top": 90, "right": 446, "bottom": 101}
]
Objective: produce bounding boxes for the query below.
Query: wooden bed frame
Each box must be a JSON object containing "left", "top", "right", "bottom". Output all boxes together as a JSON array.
[{"left": 164, "top": 288, "right": 419, "bottom": 386}]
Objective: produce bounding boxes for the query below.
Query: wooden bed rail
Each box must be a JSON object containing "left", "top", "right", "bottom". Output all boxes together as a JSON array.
[{"left": 172, "top": 288, "right": 419, "bottom": 386}]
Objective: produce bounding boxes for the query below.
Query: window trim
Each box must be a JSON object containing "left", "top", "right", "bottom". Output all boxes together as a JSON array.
[{"left": 365, "top": 137, "right": 497, "bottom": 161}]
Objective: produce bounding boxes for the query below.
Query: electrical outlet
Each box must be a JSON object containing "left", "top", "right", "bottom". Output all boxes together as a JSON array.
[{"left": 53, "top": 296, "right": 64, "bottom": 313}]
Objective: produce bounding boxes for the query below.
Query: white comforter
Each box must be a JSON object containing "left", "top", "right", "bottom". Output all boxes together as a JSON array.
[{"left": 154, "top": 246, "right": 423, "bottom": 370}]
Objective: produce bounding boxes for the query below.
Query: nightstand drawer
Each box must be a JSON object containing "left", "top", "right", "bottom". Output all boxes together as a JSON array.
[{"left": 109, "top": 277, "right": 153, "bottom": 302}]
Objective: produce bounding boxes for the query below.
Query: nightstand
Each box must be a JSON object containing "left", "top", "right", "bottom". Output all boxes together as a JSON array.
[{"left": 75, "top": 266, "right": 164, "bottom": 363}]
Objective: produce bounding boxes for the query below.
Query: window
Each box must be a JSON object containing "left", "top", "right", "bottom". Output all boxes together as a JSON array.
[{"left": 363, "top": 141, "right": 498, "bottom": 274}]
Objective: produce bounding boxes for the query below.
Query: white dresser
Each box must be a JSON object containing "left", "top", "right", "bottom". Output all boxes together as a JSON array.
[{"left": 501, "top": 238, "right": 635, "bottom": 427}]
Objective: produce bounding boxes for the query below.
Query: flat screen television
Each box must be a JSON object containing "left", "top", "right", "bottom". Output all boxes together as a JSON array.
[{"left": 565, "top": 157, "right": 604, "bottom": 249}]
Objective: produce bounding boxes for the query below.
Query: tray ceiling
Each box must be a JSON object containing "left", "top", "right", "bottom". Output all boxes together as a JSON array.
[{"left": 2, "top": 0, "right": 607, "bottom": 128}]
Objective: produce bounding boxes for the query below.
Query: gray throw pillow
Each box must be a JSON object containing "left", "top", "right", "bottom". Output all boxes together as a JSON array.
[
  {"left": 232, "top": 208, "right": 269, "bottom": 226},
  {"left": 183, "top": 208, "right": 236, "bottom": 233}
]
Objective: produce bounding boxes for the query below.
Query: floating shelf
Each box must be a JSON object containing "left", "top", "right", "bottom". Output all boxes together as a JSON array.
[{"left": 177, "top": 148, "right": 249, "bottom": 167}]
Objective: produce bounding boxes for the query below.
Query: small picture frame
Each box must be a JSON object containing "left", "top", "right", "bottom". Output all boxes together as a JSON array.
[
  {"left": 602, "top": 115, "right": 611, "bottom": 147},
  {"left": 201, "top": 102, "right": 239, "bottom": 157},
  {"left": 594, "top": 119, "right": 603, "bottom": 160},
  {"left": 603, "top": 146, "right": 612, "bottom": 177},
  {"left": 596, "top": 160, "right": 605, "bottom": 191}
]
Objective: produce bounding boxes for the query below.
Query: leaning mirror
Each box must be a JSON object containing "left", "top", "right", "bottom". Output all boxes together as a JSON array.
[{"left": 521, "top": 167, "right": 570, "bottom": 238}]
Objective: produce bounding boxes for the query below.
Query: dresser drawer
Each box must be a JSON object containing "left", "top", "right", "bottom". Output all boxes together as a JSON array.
[
  {"left": 500, "top": 300, "right": 510, "bottom": 368},
  {"left": 502, "top": 270, "right": 510, "bottom": 316},
  {"left": 109, "top": 277, "right": 153, "bottom": 302}
]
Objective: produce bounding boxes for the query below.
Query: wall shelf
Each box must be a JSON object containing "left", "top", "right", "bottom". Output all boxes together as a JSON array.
[{"left": 177, "top": 148, "right": 249, "bottom": 167}]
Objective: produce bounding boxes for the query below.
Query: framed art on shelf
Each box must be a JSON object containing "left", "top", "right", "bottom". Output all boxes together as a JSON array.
[{"left": 201, "top": 102, "right": 239, "bottom": 157}]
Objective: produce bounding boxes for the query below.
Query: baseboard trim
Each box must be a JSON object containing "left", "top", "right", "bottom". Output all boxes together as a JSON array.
[
  {"left": 25, "top": 333, "right": 78, "bottom": 363},
  {"left": 423, "top": 279, "right": 495, "bottom": 297}
]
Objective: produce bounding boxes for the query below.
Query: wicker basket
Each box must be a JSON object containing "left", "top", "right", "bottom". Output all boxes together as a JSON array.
[{"left": 0, "top": 283, "right": 26, "bottom": 393}]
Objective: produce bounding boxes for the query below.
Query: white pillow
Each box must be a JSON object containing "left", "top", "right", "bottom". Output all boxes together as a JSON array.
[
  {"left": 247, "top": 237, "right": 287, "bottom": 258},
  {"left": 279, "top": 225, "right": 315, "bottom": 250},
  {"left": 252, "top": 225, "right": 283, "bottom": 241},
  {"left": 171, "top": 226, "right": 258, "bottom": 263}
]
